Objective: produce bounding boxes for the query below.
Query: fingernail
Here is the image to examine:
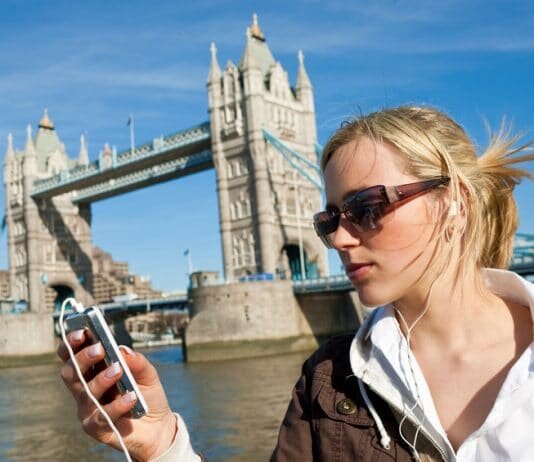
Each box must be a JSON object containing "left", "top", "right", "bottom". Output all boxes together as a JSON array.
[
  {"left": 87, "top": 343, "right": 103, "bottom": 358},
  {"left": 71, "top": 330, "right": 84, "bottom": 342},
  {"left": 119, "top": 345, "right": 135, "bottom": 356},
  {"left": 122, "top": 391, "right": 137, "bottom": 404},
  {"left": 105, "top": 362, "right": 121, "bottom": 378}
]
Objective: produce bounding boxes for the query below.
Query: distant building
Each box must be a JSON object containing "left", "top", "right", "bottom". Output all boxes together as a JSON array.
[
  {"left": 92, "top": 246, "right": 162, "bottom": 304},
  {"left": 127, "top": 310, "right": 189, "bottom": 344}
]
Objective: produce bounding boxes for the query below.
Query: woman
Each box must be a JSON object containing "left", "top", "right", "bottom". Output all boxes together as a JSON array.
[{"left": 58, "top": 105, "right": 534, "bottom": 461}]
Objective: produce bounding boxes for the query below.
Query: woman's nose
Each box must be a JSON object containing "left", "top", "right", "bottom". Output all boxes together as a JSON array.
[{"left": 329, "top": 215, "right": 362, "bottom": 250}]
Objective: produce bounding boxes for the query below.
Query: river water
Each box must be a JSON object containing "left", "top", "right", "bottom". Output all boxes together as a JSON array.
[{"left": 0, "top": 346, "right": 311, "bottom": 461}]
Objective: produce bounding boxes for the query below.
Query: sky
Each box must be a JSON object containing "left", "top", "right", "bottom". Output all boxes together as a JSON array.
[{"left": 0, "top": 0, "right": 533, "bottom": 292}]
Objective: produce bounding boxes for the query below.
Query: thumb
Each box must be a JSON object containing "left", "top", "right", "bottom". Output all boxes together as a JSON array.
[{"left": 119, "top": 345, "right": 160, "bottom": 387}]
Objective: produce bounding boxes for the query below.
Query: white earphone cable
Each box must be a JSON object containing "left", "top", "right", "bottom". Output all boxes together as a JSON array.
[{"left": 392, "top": 281, "right": 436, "bottom": 462}]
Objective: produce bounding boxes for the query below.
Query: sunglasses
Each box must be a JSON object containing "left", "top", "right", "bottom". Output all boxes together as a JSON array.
[{"left": 313, "top": 177, "right": 450, "bottom": 248}]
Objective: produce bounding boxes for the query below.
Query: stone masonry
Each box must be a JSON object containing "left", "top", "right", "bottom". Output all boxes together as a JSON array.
[
  {"left": 207, "top": 15, "right": 327, "bottom": 282},
  {"left": 3, "top": 111, "right": 94, "bottom": 313}
]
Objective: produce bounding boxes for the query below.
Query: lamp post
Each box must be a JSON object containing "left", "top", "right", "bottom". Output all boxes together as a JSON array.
[{"left": 293, "top": 170, "right": 306, "bottom": 280}]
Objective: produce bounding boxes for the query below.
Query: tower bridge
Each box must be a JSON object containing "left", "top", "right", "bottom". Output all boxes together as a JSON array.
[{"left": 1, "top": 16, "right": 331, "bottom": 357}]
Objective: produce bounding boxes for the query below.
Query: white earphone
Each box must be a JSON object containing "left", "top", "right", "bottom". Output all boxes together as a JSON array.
[{"left": 448, "top": 200, "right": 458, "bottom": 217}]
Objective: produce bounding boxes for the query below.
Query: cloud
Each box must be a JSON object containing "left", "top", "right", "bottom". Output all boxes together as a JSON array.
[{"left": 259, "top": 1, "right": 534, "bottom": 55}]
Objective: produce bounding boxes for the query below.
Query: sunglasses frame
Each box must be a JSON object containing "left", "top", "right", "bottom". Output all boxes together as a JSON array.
[{"left": 313, "top": 177, "right": 450, "bottom": 248}]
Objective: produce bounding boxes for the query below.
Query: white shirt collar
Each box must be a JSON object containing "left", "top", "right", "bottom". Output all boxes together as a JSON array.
[{"left": 368, "top": 269, "right": 534, "bottom": 458}]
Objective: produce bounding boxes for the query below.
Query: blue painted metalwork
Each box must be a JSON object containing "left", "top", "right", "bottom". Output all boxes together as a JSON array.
[
  {"left": 262, "top": 129, "right": 319, "bottom": 172},
  {"left": 314, "top": 142, "right": 323, "bottom": 166},
  {"left": 31, "top": 122, "right": 211, "bottom": 200},
  {"left": 292, "top": 274, "right": 352, "bottom": 293},
  {"left": 72, "top": 148, "right": 213, "bottom": 203},
  {"left": 511, "top": 233, "right": 534, "bottom": 276},
  {"left": 51, "top": 295, "right": 189, "bottom": 321},
  {"left": 262, "top": 128, "right": 323, "bottom": 192}
]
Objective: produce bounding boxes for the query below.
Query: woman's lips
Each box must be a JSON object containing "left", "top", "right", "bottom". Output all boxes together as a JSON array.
[{"left": 345, "top": 263, "right": 374, "bottom": 281}]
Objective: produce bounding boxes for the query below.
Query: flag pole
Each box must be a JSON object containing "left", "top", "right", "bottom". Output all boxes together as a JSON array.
[
  {"left": 129, "top": 114, "right": 135, "bottom": 155},
  {"left": 188, "top": 251, "right": 193, "bottom": 275}
]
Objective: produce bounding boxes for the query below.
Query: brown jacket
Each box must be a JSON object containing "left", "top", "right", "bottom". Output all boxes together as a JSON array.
[{"left": 270, "top": 334, "right": 446, "bottom": 461}]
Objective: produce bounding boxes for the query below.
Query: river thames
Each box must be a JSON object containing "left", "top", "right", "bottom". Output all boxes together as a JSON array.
[{"left": 0, "top": 346, "right": 311, "bottom": 461}]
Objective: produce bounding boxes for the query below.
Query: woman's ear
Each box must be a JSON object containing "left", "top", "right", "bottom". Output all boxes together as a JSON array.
[{"left": 442, "top": 184, "right": 469, "bottom": 238}]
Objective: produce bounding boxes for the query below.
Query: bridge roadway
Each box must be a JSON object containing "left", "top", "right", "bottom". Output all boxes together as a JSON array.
[
  {"left": 52, "top": 295, "right": 189, "bottom": 321},
  {"left": 31, "top": 122, "right": 212, "bottom": 203}
]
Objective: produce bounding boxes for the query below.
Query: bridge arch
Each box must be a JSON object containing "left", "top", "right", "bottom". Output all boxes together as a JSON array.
[
  {"left": 44, "top": 275, "right": 86, "bottom": 312},
  {"left": 280, "top": 239, "right": 321, "bottom": 281}
]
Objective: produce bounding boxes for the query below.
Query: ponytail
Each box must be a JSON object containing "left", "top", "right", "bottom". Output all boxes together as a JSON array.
[{"left": 471, "top": 125, "right": 533, "bottom": 268}]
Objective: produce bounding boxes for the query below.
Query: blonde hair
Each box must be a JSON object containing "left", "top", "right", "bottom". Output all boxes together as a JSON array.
[{"left": 322, "top": 105, "right": 533, "bottom": 272}]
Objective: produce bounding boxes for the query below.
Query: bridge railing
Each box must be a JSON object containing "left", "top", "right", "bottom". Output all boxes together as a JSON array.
[
  {"left": 292, "top": 275, "right": 353, "bottom": 293},
  {"left": 72, "top": 148, "right": 213, "bottom": 203},
  {"left": 50, "top": 295, "right": 189, "bottom": 320},
  {"left": 31, "top": 122, "right": 211, "bottom": 198}
]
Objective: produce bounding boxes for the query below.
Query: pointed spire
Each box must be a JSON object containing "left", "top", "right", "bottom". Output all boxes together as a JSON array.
[
  {"left": 4, "top": 133, "right": 15, "bottom": 166},
  {"left": 296, "top": 50, "right": 312, "bottom": 89},
  {"left": 208, "top": 42, "right": 222, "bottom": 82},
  {"left": 39, "top": 108, "right": 55, "bottom": 130},
  {"left": 239, "top": 14, "right": 274, "bottom": 76},
  {"left": 242, "top": 28, "right": 259, "bottom": 70},
  {"left": 24, "top": 124, "right": 36, "bottom": 156},
  {"left": 6, "top": 133, "right": 14, "bottom": 156},
  {"left": 250, "top": 13, "right": 265, "bottom": 41},
  {"left": 78, "top": 134, "right": 89, "bottom": 166}
]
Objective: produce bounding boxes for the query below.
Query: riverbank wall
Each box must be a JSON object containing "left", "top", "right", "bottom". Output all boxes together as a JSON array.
[
  {"left": 0, "top": 312, "right": 55, "bottom": 356},
  {"left": 185, "top": 280, "right": 363, "bottom": 362}
]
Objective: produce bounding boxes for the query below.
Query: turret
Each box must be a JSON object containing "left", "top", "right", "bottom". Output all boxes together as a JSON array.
[
  {"left": 78, "top": 134, "right": 89, "bottom": 166},
  {"left": 207, "top": 42, "right": 222, "bottom": 114},
  {"left": 4, "top": 133, "right": 15, "bottom": 165},
  {"left": 22, "top": 124, "right": 38, "bottom": 193},
  {"left": 24, "top": 124, "right": 36, "bottom": 158},
  {"left": 296, "top": 50, "right": 313, "bottom": 108},
  {"left": 241, "top": 28, "right": 261, "bottom": 72},
  {"left": 241, "top": 23, "right": 264, "bottom": 133},
  {"left": 39, "top": 108, "right": 54, "bottom": 130},
  {"left": 4, "top": 133, "right": 15, "bottom": 188},
  {"left": 295, "top": 50, "right": 316, "bottom": 144},
  {"left": 206, "top": 40, "right": 233, "bottom": 280},
  {"left": 207, "top": 42, "right": 222, "bottom": 86}
]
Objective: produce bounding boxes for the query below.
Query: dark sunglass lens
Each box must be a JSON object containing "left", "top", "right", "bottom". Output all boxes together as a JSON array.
[
  {"left": 319, "top": 234, "right": 334, "bottom": 248},
  {"left": 347, "top": 204, "right": 385, "bottom": 231},
  {"left": 361, "top": 205, "right": 384, "bottom": 230},
  {"left": 313, "top": 212, "right": 340, "bottom": 237}
]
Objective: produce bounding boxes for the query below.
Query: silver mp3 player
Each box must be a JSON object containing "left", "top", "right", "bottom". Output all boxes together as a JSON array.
[{"left": 64, "top": 306, "right": 149, "bottom": 418}]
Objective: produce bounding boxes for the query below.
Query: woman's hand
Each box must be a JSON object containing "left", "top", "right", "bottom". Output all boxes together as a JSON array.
[{"left": 57, "top": 330, "right": 177, "bottom": 461}]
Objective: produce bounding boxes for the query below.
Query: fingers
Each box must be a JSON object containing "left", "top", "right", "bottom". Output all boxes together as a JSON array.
[
  {"left": 60, "top": 342, "right": 105, "bottom": 391},
  {"left": 85, "top": 362, "right": 123, "bottom": 401},
  {"left": 76, "top": 362, "right": 126, "bottom": 418},
  {"left": 57, "top": 329, "right": 86, "bottom": 362},
  {"left": 81, "top": 391, "right": 138, "bottom": 439},
  {"left": 119, "top": 347, "right": 160, "bottom": 387}
]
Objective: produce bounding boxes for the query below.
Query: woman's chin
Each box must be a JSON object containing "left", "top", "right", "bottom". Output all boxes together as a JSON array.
[{"left": 356, "top": 288, "right": 392, "bottom": 309}]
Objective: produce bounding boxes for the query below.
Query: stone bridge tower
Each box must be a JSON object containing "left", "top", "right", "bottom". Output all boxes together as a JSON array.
[
  {"left": 3, "top": 111, "right": 93, "bottom": 312},
  {"left": 208, "top": 16, "right": 327, "bottom": 281}
]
